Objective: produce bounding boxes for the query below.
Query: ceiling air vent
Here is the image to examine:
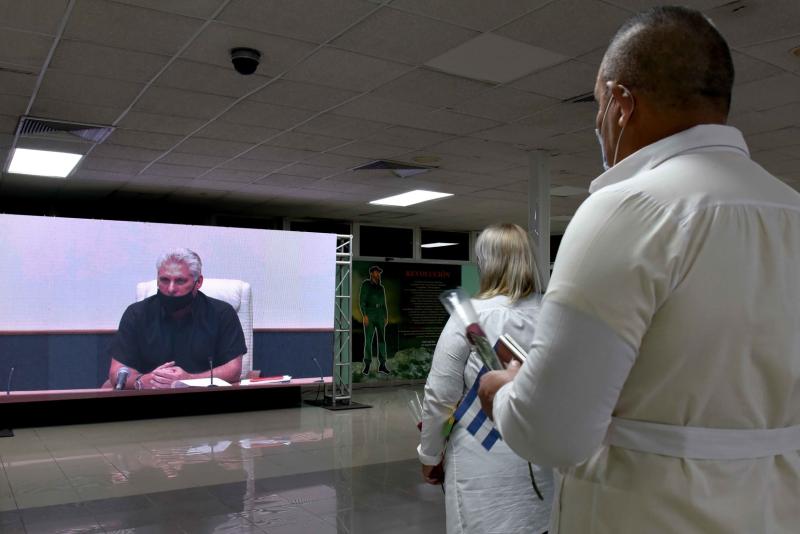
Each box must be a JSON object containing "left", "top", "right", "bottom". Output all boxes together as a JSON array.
[
  {"left": 17, "top": 116, "right": 115, "bottom": 144},
  {"left": 354, "top": 159, "right": 438, "bottom": 178}
]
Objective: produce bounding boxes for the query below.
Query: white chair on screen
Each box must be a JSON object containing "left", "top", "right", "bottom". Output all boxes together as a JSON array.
[{"left": 136, "top": 278, "right": 255, "bottom": 381}]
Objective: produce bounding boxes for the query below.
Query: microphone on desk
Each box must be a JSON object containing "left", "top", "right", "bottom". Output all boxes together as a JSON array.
[
  {"left": 114, "top": 367, "right": 129, "bottom": 390},
  {"left": 6, "top": 366, "right": 14, "bottom": 395},
  {"left": 312, "top": 357, "right": 325, "bottom": 383},
  {"left": 207, "top": 357, "right": 218, "bottom": 387}
]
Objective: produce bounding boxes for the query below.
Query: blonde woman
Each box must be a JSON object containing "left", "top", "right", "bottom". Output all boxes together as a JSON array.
[{"left": 418, "top": 223, "right": 553, "bottom": 534}]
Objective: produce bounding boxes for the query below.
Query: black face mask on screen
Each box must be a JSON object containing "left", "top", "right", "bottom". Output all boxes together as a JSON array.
[{"left": 157, "top": 289, "right": 195, "bottom": 313}]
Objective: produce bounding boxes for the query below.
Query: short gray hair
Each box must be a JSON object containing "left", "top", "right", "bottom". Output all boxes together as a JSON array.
[
  {"left": 601, "top": 6, "right": 734, "bottom": 114},
  {"left": 156, "top": 248, "right": 203, "bottom": 281},
  {"left": 475, "top": 223, "right": 541, "bottom": 302}
]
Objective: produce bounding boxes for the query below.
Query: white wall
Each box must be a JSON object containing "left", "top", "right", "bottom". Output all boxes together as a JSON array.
[{"left": 0, "top": 214, "right": 336, "bottom": 331}]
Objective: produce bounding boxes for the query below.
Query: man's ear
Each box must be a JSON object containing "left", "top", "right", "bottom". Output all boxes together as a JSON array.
[
  {"left": 611, "top": 83, "right": 635, "bottom": 128},
  {"left": 195, "top": 275, "right": 204, "bottom": 292}
]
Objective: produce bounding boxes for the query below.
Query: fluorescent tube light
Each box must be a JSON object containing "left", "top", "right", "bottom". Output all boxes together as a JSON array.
[
  {"left": 421, "top": 242, "right": 458, "bottom": 248},
  {"left": 370, "top": 190, "right": 452, "bottom": 207},
  {"left": 8, "top": 148, "right": 83, "bottom": 178}
]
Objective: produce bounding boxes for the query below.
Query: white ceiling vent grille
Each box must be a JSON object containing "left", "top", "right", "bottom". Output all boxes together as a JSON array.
[{"left": 17, "top": 117, "right": 115, "bottom": 145}]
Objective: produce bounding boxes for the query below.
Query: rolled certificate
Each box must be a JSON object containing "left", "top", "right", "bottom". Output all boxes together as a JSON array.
[{"left": 439, "top": 288, "right": 504, "bottom": 371}]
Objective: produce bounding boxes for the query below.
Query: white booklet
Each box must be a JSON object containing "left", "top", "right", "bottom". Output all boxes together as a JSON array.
[{"left": 173, "top": 377, "right": 232, "bottom": 388}]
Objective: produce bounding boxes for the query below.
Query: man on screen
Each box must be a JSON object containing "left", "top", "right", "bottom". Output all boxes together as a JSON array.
[{"left": 107, "top": 248, "right": 245, "bottom": 389}]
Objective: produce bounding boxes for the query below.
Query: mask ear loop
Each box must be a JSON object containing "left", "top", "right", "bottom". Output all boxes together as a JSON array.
[{"left": 611, "top": 83, "right": 634, "bottom": 166}]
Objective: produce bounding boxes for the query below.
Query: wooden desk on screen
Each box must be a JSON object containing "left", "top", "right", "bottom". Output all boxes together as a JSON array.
[{"left": 0, "top": 377, "right": 332, "bottom": 428}]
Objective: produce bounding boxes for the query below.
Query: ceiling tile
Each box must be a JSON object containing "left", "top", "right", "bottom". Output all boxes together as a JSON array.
[
  {"left": 306, "top": 152, "right": 371, "bottom": 169},
  {"left": 0, "top": 71, "right": 37, "bottom": 97},
  {"left": 746, "top": 127, "right": 800, "bottom": 151},
  {"left": 295, "top": 113, "right": 389, "bottom": 140},
  {"left": 0, "top": 114, "right": 18, "bottom": 135},
  {"left": 706, "top": 0, "right": 800, "bottom": 48},
  {"left": 64, "top": 0, "right": 204, "bottom": 55},
  {"left": 430, "top": 137, "right": 529, "bottom": 164},
  {"left": 520, "top": 102, "right": 595, "bottom": 135},
  {"left": 250, "top": 80, "right": 360, "bottom": 111},
  {"left": 155, "top": 59, "right": 273, "bottom": 98},
  {"left": 217, "top": 0, "right": 375, "bottom": 43},
  {"left": 0, "top": 95, "right": 28, "bottom": 116},
  {"left": 37, "top": 71, "right": 144, "bottom": 109},
  {"left": 146, "top": 162, "right": 209, "bottom": 178},
  {"left": 741, "top": 38, "right": 800, "bottom": 77},
  {"left": 0, "top": 29, "right": 53, "bottom": 72},
  {"left": 734, "top": 73, "right": 800, "bottom": 113},
  {"left": 159, "top": 152, "right": 228, "bottom": 167},
  {"left": 174, "top": 136, "right": 255, "bottom": 157},
  {"left": 134, "top": 86, "right": 237, "bottom": 119},
  {"left": 401, "top": 151, "right": 519, "bottom": 174},
  {"left": 220, "top": 101, "right": 315, "bottom": 129},
  {"left": 731, "top": 51, "right": 785, "bottom": 85},
  {"left": 180, "top": 22, "right": 318, "bottom": 77},
  {"left": 496, "top": 0, "right": 631, "bottom": 57},
  {"left": 106, "top": 129, "right": 183, "bottom": 150},
  {"left": 285, "top": 48, "right": 411, "bottom": 91},
  {"left": 80, "top": 156, "right": 149, "bottom": 174},
  {"left": 90, "top": 143, "right": 163, "bottom": 162},
  {"left": 367, "top": 126, "right": 453, "bottom": 149},
  {"left": 112, "top": 0, "right": 226, "bottom": 19},
  {"left": 117, "top": 112, "right": 206, "bottom": 136},
  {"left": 512, "top": 60, "right": 597, "bottom": 100},
  {"left": 472, "top": 122, "right": 557, "bottom": 145},
  {"left": 270, "top": 131, "right": 350, "bottom": 151},
  {"left": 452, "top": 87, "right": 557, "bottom": 122},
  {"left": 51, "top": 40, "right": 169, "bottom": 84},
  {"left": 427, "top": 32, "right": 568, "bottom": 84},
  {"left": 280, "top": 163, "right": 339, "bottom": 179},
  {"left": 390, "top": 0, "right": 549, "bottom": 32},
  {"left": 195, "top": 121, "right": 282, "bottom": 143},
  {"left": 330, "top": 140, "right": 409, "bottom": 159},
  {"left": 220, "top": 158, "right": 287, "bottom": 173},
  {"left": 205, "top": 168, "right": 265, "bottom": 183},
  {"left": 333, "top": 7, "right": 478, "bottom": 64},
  {"left": 372, "top": 68, "right": 492, "bottom": 108},
  {"left": 256, "top": 173, "right": 320, "bottom": 188},
  {"left": 0, "top": 0, "right": 70, "bottom": 34},
  {"left": 243, "top": 144, "right": 315, "bottom": 162}
]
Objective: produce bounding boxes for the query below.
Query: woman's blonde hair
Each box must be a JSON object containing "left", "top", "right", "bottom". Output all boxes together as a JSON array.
[{"left": 475, "top": 223, "right": 541, "bottom": 302}]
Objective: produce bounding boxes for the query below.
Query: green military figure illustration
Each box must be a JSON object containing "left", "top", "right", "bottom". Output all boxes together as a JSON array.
[{"left": 360, "top": 266, "right": 390, "bottom": 375}]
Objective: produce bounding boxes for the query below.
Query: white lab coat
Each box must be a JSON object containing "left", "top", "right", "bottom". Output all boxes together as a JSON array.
[
  {"left": 493, "top": 125, "right": 800, "bottom": 533},
  {"left": 419, "top": 294, "right": 553, "bottom": 534}
]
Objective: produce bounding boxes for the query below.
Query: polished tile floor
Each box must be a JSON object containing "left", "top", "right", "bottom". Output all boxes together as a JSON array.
[{"left": 0, "top": 387, "right": 445, "bottom": 533}]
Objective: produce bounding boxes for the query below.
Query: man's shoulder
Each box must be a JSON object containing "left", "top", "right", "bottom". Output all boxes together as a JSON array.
[{"left": 199, "top": 292, "right": 238, "bottom": 315}]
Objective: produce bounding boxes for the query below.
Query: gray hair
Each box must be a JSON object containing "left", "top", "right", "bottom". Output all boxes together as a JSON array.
[
  {"left": 156, "top": 248, "right": 203, "bottom": 281},
  {"left": 475, "top": 223, "right": 541, "bottom": 303},
  {"left": 600, "top": 6, "right": 734, "bottom": 114}
]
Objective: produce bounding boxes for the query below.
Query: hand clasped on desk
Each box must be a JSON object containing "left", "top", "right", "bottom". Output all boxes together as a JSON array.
[{"left": 148, "top": 361, "right": 191, "bottom": 389}]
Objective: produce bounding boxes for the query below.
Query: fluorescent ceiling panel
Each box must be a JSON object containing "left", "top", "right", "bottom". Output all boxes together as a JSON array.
[
  {"left": 370, "top": 189, "right": 453, "bottom": 207},
  {"left": 8, "top": 148, "right": 83, "bottom": 178},
  {"left": 421, "top": 242, "right": 458, "bottom": 248},
  {"left": 426, "top": 33, "right": 568, "bottom": 84}
]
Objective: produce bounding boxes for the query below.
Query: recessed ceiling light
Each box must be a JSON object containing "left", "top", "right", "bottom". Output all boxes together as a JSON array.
[
  {"left": 421, "top": 242, "right": 458, "bottom": 248},
  {"left": 369, "top": 190, "right": 453, "bottom": 207},
  {"left": 792, "top": 45, "right": 800, "bottom": 58},
  {"left": 8, "top": 148, "right": 82, "bottom": 178}
]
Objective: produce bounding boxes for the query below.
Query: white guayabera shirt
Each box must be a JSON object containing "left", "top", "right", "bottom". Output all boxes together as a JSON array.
[{"left": 493, "top": 124, "right": 800, "bottom": 533}]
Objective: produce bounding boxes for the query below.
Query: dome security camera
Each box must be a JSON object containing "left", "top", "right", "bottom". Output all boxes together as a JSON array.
[{"left": 230, "top": 47, "right": 261, "bottom": 75}]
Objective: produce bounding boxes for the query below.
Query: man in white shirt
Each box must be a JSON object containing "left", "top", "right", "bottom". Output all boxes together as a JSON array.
[{"left": 478, "top": 6, "right": 800, "bottom": 533}]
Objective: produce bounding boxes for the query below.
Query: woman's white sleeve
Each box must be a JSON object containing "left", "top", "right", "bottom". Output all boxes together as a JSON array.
[{"left": 418, "top": 316, "right": 470, "bottom": 465}]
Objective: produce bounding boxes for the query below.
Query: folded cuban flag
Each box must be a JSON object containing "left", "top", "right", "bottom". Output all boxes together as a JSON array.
[{"left": 451, "top": 366, "right": 502, "bottom": 451}]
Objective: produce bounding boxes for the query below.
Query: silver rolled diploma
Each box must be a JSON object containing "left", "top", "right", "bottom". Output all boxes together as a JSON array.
[{"left": 439, "top": 288, "right": 504, "bottom": 371}]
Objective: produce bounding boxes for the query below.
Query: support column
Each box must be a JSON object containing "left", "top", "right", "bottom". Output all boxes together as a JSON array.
[{"left": 528, "top": 151, "right": 551, "bottom": 292}]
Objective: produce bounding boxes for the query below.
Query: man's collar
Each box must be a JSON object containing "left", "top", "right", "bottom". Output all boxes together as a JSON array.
[{"left": 589, "top": 124, "right": 749, "bottom": 194}]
